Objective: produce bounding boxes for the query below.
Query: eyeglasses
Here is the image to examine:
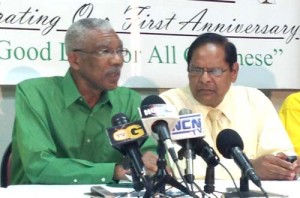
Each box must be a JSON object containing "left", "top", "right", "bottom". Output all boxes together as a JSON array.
[
  {"left": 188, "top": 65, "right": 229, "bottom": 77},
  {"left": 73, "top": 48, "right": 129, "bottom": 58}
]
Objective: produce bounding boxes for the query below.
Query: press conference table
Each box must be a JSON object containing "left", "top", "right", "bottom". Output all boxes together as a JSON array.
[{"left": 0, "top": 180, "right": 299, "bottom": 198}]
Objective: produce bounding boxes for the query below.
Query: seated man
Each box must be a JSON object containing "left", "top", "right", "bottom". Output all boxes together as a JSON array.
[
  {"left": 160, "top": 32, "right": 300, "bottom": 180},
  {"left": 279, "top": 92, "right": 300, "bottom": 155},
  {"left": 10, "top": 18, "right": 158, "bottom": 184}
]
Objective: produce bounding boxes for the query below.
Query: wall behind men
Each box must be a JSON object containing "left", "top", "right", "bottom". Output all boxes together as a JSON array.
[{"left": 0, "top": 0, "right": 300, "bottom": 88}]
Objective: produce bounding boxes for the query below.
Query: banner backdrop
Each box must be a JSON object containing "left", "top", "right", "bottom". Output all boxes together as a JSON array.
[{"left": 0, "top": 0, "right": 299, "bottom": 88}]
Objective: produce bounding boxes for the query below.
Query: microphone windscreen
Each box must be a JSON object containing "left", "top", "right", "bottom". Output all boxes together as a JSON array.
[
  {"left": 111, "top": 113, "right": 130, "bottom": 126},
  {"left": 216, "top": 129, "right": 244, "bottom": 159},
  {"left": 179, "top": 108, "right": 192, "bottom": 115},
  {"left": 141, "top": 95, "right": 166, "bottom": 106}
]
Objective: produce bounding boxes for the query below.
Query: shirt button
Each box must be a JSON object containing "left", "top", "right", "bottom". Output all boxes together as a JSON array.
[
  {"left": 101, "top": 178, "right": 106, "bottom": 182},
  {"left": 87, "top": 139, "right": 91, "bottom": 143},
  {"left": 90, "top": 113, "right": 93, "bottom": 117},
  {"left": 73, "top": 179, "right": 78, "bottom": 183}
]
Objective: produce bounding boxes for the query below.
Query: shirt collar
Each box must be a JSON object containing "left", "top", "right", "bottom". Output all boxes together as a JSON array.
[
  {"left": 62, "top": 70, "right": 112, "bottom": 108},
  {"left": 62, "top": 70, "right": 82, "bottom": 108}
]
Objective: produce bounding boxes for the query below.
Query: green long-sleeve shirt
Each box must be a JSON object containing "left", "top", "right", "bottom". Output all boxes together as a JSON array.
[{"left": 11, "top": 71, "right": 156, "bottom": 185}]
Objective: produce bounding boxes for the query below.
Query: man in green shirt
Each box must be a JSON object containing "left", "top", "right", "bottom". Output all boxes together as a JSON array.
[{"left": 10, "top": 18, "right": 158, "bottom": 184}]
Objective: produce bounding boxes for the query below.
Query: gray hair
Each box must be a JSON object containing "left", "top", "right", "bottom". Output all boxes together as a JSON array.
[{"left": 64, "top": 18, "right": 114, "bottom": 53}]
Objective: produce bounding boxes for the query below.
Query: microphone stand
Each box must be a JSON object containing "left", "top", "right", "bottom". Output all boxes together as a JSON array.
[
  {"left": 123, "top": 154, "right": 152, "bottom": 196},
  {"left": 223, "top": 173, "right": 263, "bottom": 197},
  {"left": 204, "top": 165, "right": 215, "bottom": 194},
  {"left": 177, "top": 139, "right": 198, "bottom": 191},
  {"left": 184, "top": 139, "right": 195, "bottom": 185},
  {"left": 143, "top": 140, "right": 193, "bottom": 198},
  {"left": 130, "top": 161, "right": 145, "bottom": 193}
]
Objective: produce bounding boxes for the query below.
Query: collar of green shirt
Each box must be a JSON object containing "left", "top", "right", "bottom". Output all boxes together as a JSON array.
[{"left": 62, "top": 70, "right": 110, "bottom": 108}]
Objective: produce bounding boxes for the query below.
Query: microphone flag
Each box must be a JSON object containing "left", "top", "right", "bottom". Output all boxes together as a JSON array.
[
  {"left": 106, "top": 114, "right": 147, "bottom": 154},
  {"left": 171, "top": 112, "right": 205, "bottom": 141}
]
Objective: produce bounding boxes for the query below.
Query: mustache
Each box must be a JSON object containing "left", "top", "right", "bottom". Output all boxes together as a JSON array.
[{"left": 106, "top": 67, "right": 121, "bottom": 75}]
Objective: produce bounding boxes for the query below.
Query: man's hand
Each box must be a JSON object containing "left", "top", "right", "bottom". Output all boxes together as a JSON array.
[
  {"left": 276, "top": 153, "right": 300, "bottom": 179},
  {"left": 295, "top": 156, "right": 300, "bottom": 178},
  {"left": 113, "top": 151, "right": 173, "bottom": 181},
  {"left": 113, "top": 164, "right": 131, "bottom": 181},
  {"left": 113, "top": 152, "right": 159, "bottom": 181},
  {"left": 250, "top": 153, "right": 298, "bottom": 180},
  {"left": 142, "top": 151, "right": 173, "bottom": 176},
  {"left": 142, "top": 151, "right": 159, "bottom": 175}
]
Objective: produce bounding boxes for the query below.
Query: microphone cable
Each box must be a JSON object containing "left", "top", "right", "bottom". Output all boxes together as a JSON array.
[{"left": 217, "top": 162, "right": 242, "bottom": 197}]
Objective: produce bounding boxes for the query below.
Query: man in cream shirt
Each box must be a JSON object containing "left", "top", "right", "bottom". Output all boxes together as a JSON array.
[{"left": 160, "top": 33, "right": 300, "bottom": 181}]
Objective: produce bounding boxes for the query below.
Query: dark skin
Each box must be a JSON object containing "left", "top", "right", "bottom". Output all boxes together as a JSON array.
[
  {"left": 67, "top": 29, "right": 158, "bottom": 180},
  {"left": 251, "top": 153, "right": 300, "bottom": 180},
  {"left": 68, "top": 29, "right": 123, "bottom": 108},
  {"left": 188, "top": 43, "right": 239, "bottom": 108}
]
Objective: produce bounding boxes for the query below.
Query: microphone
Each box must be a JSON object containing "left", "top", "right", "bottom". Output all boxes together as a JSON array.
[
  {"left": 171, "top": 108, "right": 205, "bottom": 183},
  {"left": 106, "top": 113, "right": 148, "bottom": 178},
  {"left": 193, "top": 138, "right": 219, "bottom": 194},
  {"left": 216, "top": 129, "right": 262, "bottom": 188},
  {"left": 193, "top": 138, "right": 219, "bottom": 167},
  {"left": 139, "top": 95, "right": 179, "bottom": 162}
]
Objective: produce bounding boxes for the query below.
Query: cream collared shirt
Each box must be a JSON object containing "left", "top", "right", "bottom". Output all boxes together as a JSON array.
[{"left": 160, "top": 85, "right": 295, "bottom": 179}]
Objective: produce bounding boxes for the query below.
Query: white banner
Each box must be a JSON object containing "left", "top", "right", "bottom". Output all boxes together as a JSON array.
[{"left": 0, "top": 0, "right": 299, "bottom": 88}]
